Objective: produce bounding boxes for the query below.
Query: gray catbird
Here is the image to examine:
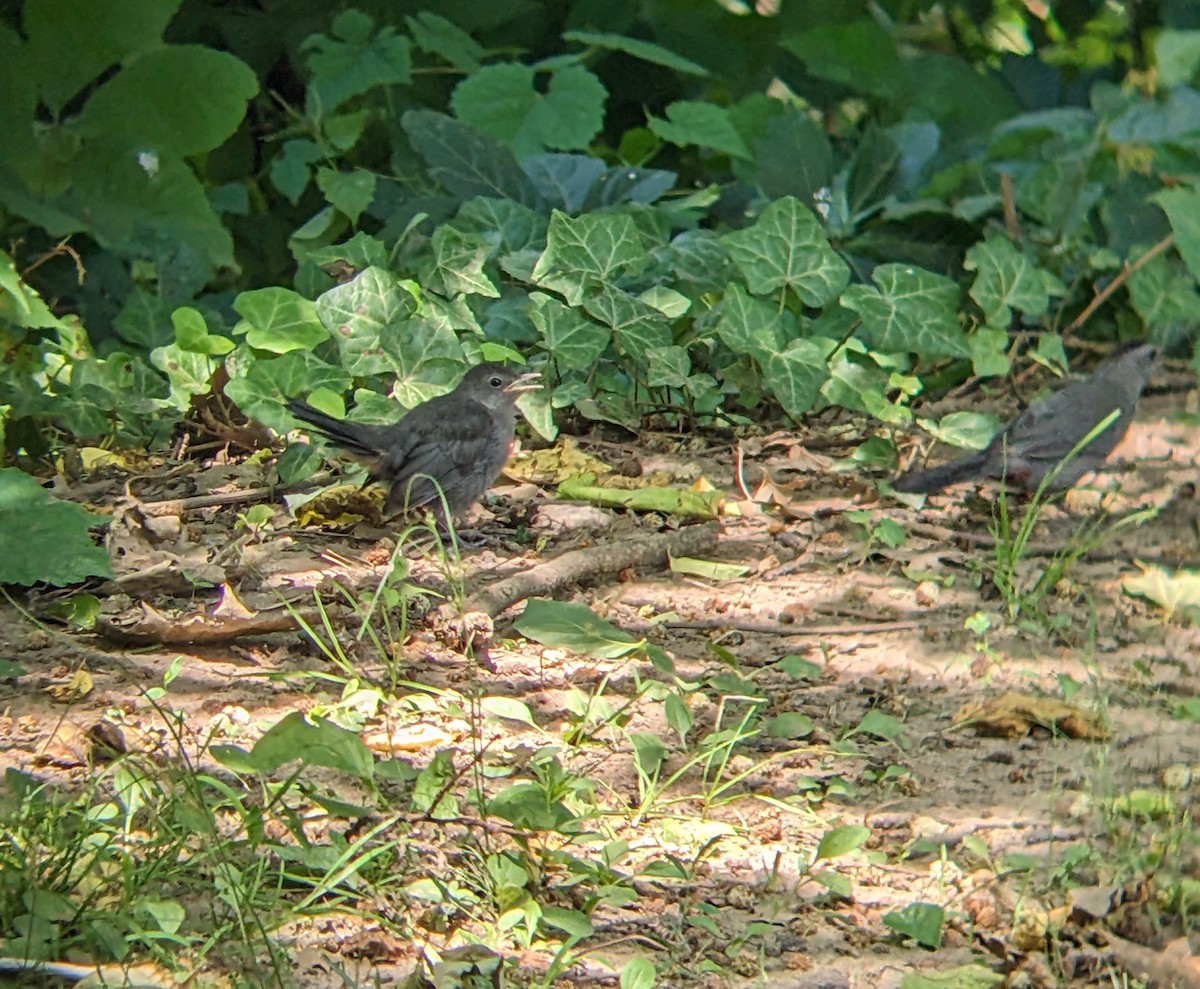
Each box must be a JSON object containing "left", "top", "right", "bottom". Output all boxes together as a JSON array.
[
  {"left": 287, "top": 363, "right": 540, "bottom": 518},
  {"left": 894, "top": 343, "right": 1158, "bottom": 494}
]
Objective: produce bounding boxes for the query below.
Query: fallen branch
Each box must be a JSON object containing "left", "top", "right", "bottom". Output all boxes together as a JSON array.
[{"left": 462, "top": 520, "right": 723, "bottom": 617}]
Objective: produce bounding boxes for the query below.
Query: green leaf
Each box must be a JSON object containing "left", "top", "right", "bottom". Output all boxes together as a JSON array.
[
  {"left": 723, "top": 197, "right": 850, "bottom": 305},
  {"left": 815, "top": 824, "right": 870, "bottom": 861},
  {"left": 564, "top": 30, "right": 709, "bottom": 76},
  {"left": 1155, "top": 30, "right": 1200, "bottom": 87},
  {"left": 619, "top": 957, "right": 656, "bottom": 989},
  {"left": 76, "top": 46, "right": 258, "bottom": 156},
  {"left": 427, "top": 226, "right": 499, "bottom": 298},
  {"left": 406, "top": 11, "right": 484, "bottom": 71},
  {"left": 766, "top": 713, "right": 814, "bottom": 739},
  {"left": 756, "top": 111, "right": 834, "bottom": 207},
  {"left": 582, "top": 284, "right": 672, "bottom": 365},
  {"left": 403, "top": 110, "right": 540, "bottom": 204},
  {"left": 918, "top": 411, "right": 999, "bottom": 450},
  {"left": 763, "top": 340, "right": 829, "bottom": 419},
  {"left": 524, "top": 64, "right": 607, "bottom": 155},
  {"left": 533, "top": 210, "right": 648, "bottom": 305},
  {"left": 0, "top": 468, "right": 112, "bottom": 586},
  {"left": 556, "top": 474, "right": 722, "bottom": 518},
  {"left": 1127, "top": 254, "right": 1200, "bottom": 328},
  {"left": 316, "top": 267, "right": 420, "bottom": 376},
  {"left": 645, "top": 344, "right": 691, "bottom": 388},
  {"left": 842, "top": 263, "right": 969, "bottom": 358},
  {"left": 781, "top": 19, "right": 906, "bottom": 101},
  {"left": 234, "top": 288, "right": 329, "bottom": 354},
  {"left": 249, "top": 711, "right": 374, "bottom": 779},
  {"left": 315, "top": 167, "right": 376, "bottom": 224},
  {"left": 270, "top": 139, "right": 322, "bottom": 204},
  {"left": 529, "top": 293, "right": 609, "bottom": 371},
  {"left": 649, "top": 101, "right": 750, "bottom": 159},
  {"left": 853, "top": 709, "right": 909, "bottom": 748},
  {"left": 172, "top": 307, "right": 233, "bottom": 355},
  {"left": 514, "top": 599, "right": 646, "bottom": 659},
  {"left": 540, "top": 906, "right": 593, "bottom": 940},
  {"left": 775, "top": 655, "right": 821, "bottom": 680},
  {"left": 480, "top": 696, "right": 535, "bottom": 726},
  {"left": 715, "top": 282, "right": 788, "bottom": 362},
  {"left": 303, "top": 10, "right": 411, "bottom": 115},
  {"left": 451, "top": 63, "right": 537, "bottom": 144},
  {"left": 883, "top": 902, "right": 945, "bottom": 948},
  {"left": 23, "top": 0, "right": 180, "bottom": 116},
  {"left": 1156, "top": 187, "right": 1200, "bottom": 281},
  {"left": 964, "top": 237, "right": 1063, "bottom": 327}
]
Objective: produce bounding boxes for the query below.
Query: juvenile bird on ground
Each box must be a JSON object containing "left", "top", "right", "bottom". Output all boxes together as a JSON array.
[
  {"left": 287, "top": 363, "right": 540, "bottom": 518},
  {"left": 893, "top": 343, "right": 1158, "bottom": 494}
]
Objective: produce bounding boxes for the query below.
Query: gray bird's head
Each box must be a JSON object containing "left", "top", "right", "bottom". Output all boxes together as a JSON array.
[
  {"left": 1105, "top": 342, "right": 1158, "bottom": 381},
  {"left": 458, "top": 362, "right": 541, "bottom": 412}
]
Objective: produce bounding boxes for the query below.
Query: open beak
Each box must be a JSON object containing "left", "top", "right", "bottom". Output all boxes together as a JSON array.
[{"left": 505, "top": 371, "right": 542, "bottom": 394}]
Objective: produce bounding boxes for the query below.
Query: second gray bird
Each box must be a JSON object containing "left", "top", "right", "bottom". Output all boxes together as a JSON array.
[
  {"left": 894, "top": 343, "right": 1157, "bottom": 494},
  {"left": 287, "top": 363, "right": 540, "bottom": 518}
]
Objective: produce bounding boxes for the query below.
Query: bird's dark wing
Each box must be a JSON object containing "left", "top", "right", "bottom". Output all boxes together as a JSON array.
[
  {"left": 380, "top": 400, "right": 508, "bottom": 514},
  {"left": 1003, "top": 379, "right": 1126, "bottom": 463}
]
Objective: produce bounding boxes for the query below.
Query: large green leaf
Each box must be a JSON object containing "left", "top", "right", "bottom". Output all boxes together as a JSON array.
[
  {"left": 723, "top": 197, "right": 850, "bottom": 305},
  {"left": 0, "top": 468, "right": 112, "bottom": 586},
  {"left": 842, "top": 263, "right": 969, "bottom": 358}
]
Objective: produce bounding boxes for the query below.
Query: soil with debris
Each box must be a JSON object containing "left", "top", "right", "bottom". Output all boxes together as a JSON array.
[{"left": 2, "top": 382, "right": 1199, "bottom": 989}]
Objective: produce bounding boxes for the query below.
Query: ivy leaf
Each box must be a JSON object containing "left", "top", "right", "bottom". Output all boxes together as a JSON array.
[
  {"left": 533, "top": 210, "right": 648, "bottom": 305},
  {"left": 842, "top": 263, "right": 969, "bottom": 357},
  {"left": 529, "top": 293, "right": 609, "bottom": 371},
  {"left": 427, "top": 227, "right": 499, "bottom": 298},
  {"left": 763, "top": 340, "right": 828, "bottom": 419},
  {"left": 234, "top": 288, "right": 329, "bottom": 354},
  {"left": 316, "top": 267, "right": 418, "bottom": 376},
  {"left": 715, "top": 282, "right": 786, "bottom": 361},
  {"left": 582, "top": 284, "right": 672, "bottom": 365},
  {"left": 723, "top": 197, "right": 850, "bottom": 306},
  {"left": 1127, "top": 254, "right": 1200, "bottom": 328},
  {"left": 965, "top": 237, "right": 1063, "bottom": 326},
  {"left": 646, "top": 345, "right": 691, "bottom": 388}
]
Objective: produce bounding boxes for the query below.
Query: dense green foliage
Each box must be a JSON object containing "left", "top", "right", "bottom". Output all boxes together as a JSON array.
[{"left": 3, "top": 0, "right": 1200, "bottom": 466}]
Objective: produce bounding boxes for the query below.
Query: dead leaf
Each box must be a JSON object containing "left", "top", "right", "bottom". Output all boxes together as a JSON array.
[
  {"left": 212, "top": 583, "right": 255, "bottom": 621},
  {"left": 953, "top": 692, "right": 1109, "bottom": 740},
  {"left": 46, "top": 667, "right": 94, "bottom": 703},
  {"left": 506, "top": 437, "right": 613, "bottom": 485}
]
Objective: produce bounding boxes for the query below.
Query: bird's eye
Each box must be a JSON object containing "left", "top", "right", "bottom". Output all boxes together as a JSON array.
[{"left": 489, "top": 376, "right": 503, "bottom": 388}]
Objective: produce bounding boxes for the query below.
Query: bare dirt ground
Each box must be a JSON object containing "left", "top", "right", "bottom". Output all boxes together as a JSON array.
[{"left": 2, "top": 384, "right": 1200, "bottom": 988}]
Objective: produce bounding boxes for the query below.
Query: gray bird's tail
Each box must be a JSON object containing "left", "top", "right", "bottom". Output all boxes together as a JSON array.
[
  {"left": 286, "top": 399, "right": 384, "bottom": 459},
  {"left": 893, "top": 451, "right": 989, "bottom": 494}
]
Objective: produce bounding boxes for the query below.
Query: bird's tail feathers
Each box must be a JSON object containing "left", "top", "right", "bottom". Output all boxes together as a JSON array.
[
  {"left": 286, "top": 399, "right": 382, "bottom": 459},
  {"left": 893, "top": 451, "right": 988, "bottom": 494}
]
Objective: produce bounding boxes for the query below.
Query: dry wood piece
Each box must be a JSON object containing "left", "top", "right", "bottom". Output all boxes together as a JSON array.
[{"left": 462, "top": 520, "right": 722, "bottom": 617}]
